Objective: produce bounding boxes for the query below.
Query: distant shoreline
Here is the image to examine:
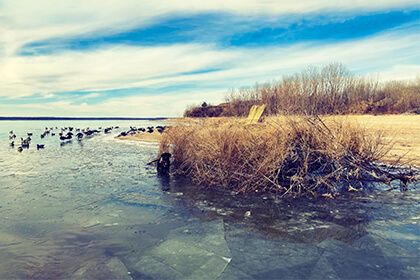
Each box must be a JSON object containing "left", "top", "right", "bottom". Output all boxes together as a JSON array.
[{"left": 0, "top": 117, "right": 168, "bottom": 121}]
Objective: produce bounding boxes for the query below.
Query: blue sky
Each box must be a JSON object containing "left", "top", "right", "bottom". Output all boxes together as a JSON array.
[{"left": 0, "top": 1, "right": 419, "bottom": 117}]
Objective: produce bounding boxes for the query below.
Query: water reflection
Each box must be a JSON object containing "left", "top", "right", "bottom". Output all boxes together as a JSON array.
[{"left": 0, "top": 121, "right": 418, "bottom": 279}]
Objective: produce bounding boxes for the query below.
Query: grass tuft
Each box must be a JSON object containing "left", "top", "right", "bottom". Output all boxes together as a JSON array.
[{"left": 160, "top": 117, "right": 418, "bottom": 197}]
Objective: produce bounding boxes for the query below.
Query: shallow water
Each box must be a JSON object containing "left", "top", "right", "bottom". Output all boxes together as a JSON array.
[{"left": 0, "top": 121, "right": 419, "bottom": 279}]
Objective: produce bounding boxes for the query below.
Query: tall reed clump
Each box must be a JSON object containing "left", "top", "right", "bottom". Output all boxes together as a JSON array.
[{"left": 160, "top": 117, "right": 417, "bottom": 197}]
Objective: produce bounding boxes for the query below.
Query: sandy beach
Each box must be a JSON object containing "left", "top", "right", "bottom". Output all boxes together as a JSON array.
[
  {"left": 331, "top": 115, "right": 420, "bottom": 166},
  {"left": 117, "top": 131, "right": 163, "bottom": 143}
]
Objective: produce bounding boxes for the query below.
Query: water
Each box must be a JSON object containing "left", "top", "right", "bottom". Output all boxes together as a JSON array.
[{"left": 0, "top": 121, "right": 419, "bottom": 279}]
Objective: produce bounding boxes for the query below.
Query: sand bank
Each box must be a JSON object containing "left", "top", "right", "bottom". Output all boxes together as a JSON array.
[{"left": 116, "top": 131, "right": 163, "bottom": 143}]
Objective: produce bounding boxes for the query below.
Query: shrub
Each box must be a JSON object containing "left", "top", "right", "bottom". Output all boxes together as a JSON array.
[
  {"left": 184, "top": 63, "right": 420, "bottom": 117},
  {"left": 160, "top": 117, "right": 417, "bottom": 197}
]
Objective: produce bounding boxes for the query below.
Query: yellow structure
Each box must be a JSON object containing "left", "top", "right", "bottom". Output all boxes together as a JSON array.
[{"left": 246, "top": 104, "right": 266, "bottom": 123}]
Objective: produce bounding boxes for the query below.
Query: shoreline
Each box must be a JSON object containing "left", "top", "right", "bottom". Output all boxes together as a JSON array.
[{"left": 116, "top": 131, "right": 163, "bottom": 143}]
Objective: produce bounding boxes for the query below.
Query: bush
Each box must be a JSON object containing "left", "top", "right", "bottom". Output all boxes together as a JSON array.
[{"left": 160, "top": 117, "right": 416, "bottom": 197}]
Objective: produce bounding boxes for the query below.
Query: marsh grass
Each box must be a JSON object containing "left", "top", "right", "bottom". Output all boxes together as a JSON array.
[{"left": 160, "top": 116, "right": 417, "bottom": 197}]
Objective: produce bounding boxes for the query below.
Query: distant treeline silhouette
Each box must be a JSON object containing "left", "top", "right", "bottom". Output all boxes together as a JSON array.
[{"left": 185, "top": 63, "right": 420, "bottom": 117}]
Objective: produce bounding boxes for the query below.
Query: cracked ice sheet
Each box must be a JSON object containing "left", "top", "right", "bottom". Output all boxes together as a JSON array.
[{"left": 133, "top": 219, "right": 231, "bottom": 280}]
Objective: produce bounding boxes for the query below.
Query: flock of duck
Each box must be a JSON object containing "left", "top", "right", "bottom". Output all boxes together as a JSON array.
[
  {"left": 8, "top": 126, "right": 119, "bottom": 152},
  {"left": 117, "top": 125, "right": 166, "bottom": 137},
  {"left": 8, "top": 125, "right": 168, "bottom": 152}
]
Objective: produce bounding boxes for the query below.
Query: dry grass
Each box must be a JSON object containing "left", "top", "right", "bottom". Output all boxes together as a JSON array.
[
  {"left": 168, "top": 115, "right": 420, "bottom": 165},
  {"left": 160, "top": 116, "right": 418, "bottom": 197},
  {"left": 185, "top": 63, "right": 420, "bottom": 117}
]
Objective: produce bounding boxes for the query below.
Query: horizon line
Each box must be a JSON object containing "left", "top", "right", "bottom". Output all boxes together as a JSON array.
[{"left": 0, "top": 116, "right": 169, "bottom": 121}]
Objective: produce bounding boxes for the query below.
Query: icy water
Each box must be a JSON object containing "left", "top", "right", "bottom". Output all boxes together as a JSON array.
[{"left": 0, "top": 120, "right": 419, "bottom": 280}]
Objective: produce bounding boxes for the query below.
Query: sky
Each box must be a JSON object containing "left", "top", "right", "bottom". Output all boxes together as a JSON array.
[{"left": 0, "top": 1, "right": 419, "bottom": 117}]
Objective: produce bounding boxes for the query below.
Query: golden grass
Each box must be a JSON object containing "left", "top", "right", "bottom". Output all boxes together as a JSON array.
[
  {"left": 168, "top": 115, "right": 420, "bottom": 165},
  {"left": 160, "top": 116, "right": 418, "bottom": 197}
]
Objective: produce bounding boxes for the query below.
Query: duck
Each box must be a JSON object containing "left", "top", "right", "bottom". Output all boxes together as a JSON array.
[
  {"left": 36, "top": 144, "right": 45, "bottom": 150},
  {"left": 17, "top": 147, "right": 23, "bottom": 153},
  {"left": 10, "top": 141, "right": 14, "bottom": 147}
]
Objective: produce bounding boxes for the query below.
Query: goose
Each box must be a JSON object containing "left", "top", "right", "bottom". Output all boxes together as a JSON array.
[
  {"left": 37, "top": 144, "right": 45, "bottom": 150},
  {"left": 104, "top": 127, "right": 112, "bottom": 134},
  {"left": 60, "top": 133, "right": 73, "bottom": 141},
  {"left": 21, "top": 141, "right": 30, "bottom": 149},
  {"left": 156, "top": 126, "right": 166, "bottom": 133},
  {"left": 17, "top": 147, "right": 23, "bottom": 153}
]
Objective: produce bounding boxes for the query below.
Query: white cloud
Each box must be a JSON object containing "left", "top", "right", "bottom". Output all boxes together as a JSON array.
[
  {"left": 1, "top": 0, "right": 418, "bottom": 54},
  {"left": 0, "top": 29, "right": 418, "bottom": 116},
  {"left": 0, "top": 89, "right": 227, "bottom": 117},
  {"left": 374, "top": 64, "right": 420, "bottom": 81},
  {"left": 0, "top": 44, "right": 237, "bottom": 98}
]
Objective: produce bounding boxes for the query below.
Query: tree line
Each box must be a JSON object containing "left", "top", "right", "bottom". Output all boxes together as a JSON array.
[{"left": 185, "top": 63, "right": 420, "bottom": 117}]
